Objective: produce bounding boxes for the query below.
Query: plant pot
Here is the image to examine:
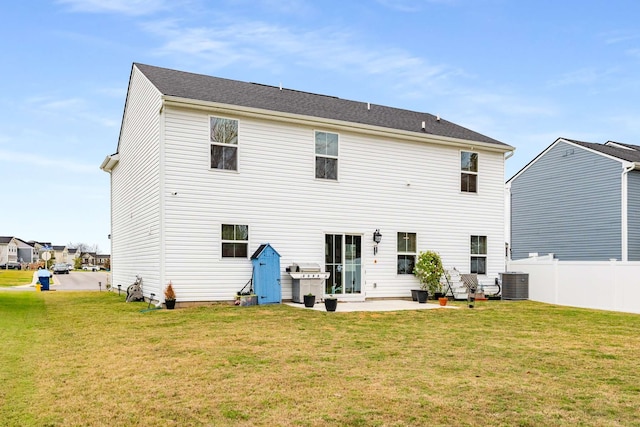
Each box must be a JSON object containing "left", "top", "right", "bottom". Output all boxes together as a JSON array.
[
  {"left": 438, "top": 297, "right": 448, "bottom": 306},
  {"left": 324, "top": 298, "right": 338, "bottom": 312},
  {"left": 237, "top": 294, "right": 258, "bottom": 306},
  {"left": 165, "top": 299, "right": 176, "bottom": 310},
  {"left": 303, "top": 294, "right": 316, "bottom": 307},
  {"left": 411, "top": 289, "right": 420, "bottom": 301},
  {"left": 416, "top": 290, "right": 429, "bottom": 303}
]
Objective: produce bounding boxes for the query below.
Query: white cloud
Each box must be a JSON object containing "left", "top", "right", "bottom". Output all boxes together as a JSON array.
[
  {"left": 608, "top": 113, "right": 640, "bottom": 135},
  {"left": 458, "top": 90, "right": 557, "bottom": 117},
  {"left": 375, "top": 0, "right": 455, "bottom": 12},
  {"left": 143, "top": 19, "right": 460, "bottom": 94},
  {"left": 56, "top": 0, "right": 170, "bottom": 16},
  {"left": 23, "top": 96, "right": 118, "bottom": 128},
  {"left": 547, "top": 67, "right": 619, "bottom": 88},
  {"left": 232, "top": 0, "right": 311, "bottom": 15},
  {"left": 0, "top": 149, "right": 99, "bottom": 174},
  {"left": 140, "top": 16, "right": 557, "bottom": 129},
  {"left": 601, "top": 30, "right": 640, "bottom": 45},
  {"left": 626, "top": 48, "right": 640, "bottom": 58}
]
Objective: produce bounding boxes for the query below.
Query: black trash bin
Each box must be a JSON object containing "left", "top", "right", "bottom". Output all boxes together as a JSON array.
[{"left": 38, "top": 276, "right": 50, "bottom": 291}]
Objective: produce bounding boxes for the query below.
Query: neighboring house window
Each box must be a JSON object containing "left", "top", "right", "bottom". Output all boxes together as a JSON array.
[
  {"left": 461, "top": 151, "right": 478, "bottom": 193},
  {"left": 470, "top": 235, "right": 487, "bottom": 274},
  {"left": 210, "top": 117, "right": 238, "bottom": 170},
  {"left": 397, "top": 232, "right": 417, "bottom": 274},
  {"left": 315, "top": 131, "right": 338, "bottom": 180},
  {"left": 221, "top": 224, "right": 248, "bottom": 258}
]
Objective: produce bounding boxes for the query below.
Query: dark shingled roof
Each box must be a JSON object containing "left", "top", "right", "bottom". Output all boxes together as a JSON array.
[
  {"left": 0, "top": 236, "right": 14, "bottom": 244},
  {"left": 134, "top": 63, "right": 509, "bottom": 148},
  {"left": 563, "top": 138, "right": 640, "bottom": 163}
]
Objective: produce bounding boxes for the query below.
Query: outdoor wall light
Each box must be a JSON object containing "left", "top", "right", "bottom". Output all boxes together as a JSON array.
[{"left": 373, "top": 229, "right": 382, "bottom": 255}]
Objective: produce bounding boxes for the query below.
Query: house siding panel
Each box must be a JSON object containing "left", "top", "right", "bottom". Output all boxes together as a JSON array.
[
  {"left": 510, "top": 141, "right": 622, "bottom": 261},
  {"left": 110, "top": 66, "right": 163, "bottom": 296},
  {"left": 627, "top": 171, "right": 640, "bottom": 261},
  {"left": 161, "top": 106, "right": 507, "bottom": 302}
]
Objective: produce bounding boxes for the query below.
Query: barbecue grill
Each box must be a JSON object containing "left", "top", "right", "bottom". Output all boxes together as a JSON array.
[{"left": 289, "top": 263, "right": 330, "bottom": 303}]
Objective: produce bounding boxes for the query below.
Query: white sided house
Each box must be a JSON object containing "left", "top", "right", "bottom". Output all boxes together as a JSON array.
[{"left": 101, "top": 63, "right": 514, "bottom": 305}]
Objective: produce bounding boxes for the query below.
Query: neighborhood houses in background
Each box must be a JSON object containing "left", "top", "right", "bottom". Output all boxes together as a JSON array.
[
  {"left": 101, "top": 63, "right": 514, "bottom": 305},
  {"left": 507, "top": 138, "right": 640, "bottom": 261},
  {"left": 0, "top": 236, "right": 110, "bottom": 270}
]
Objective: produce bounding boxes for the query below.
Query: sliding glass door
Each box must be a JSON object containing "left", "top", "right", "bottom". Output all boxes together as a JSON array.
[{"left": 325, "top": 234, "right": 362, "bottom": 295}]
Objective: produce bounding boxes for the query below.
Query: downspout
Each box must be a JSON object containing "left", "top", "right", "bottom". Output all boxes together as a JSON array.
[
  {"left": 621, "top": 162, "right": 639, "bottom": 261},
  {"left": 504, "top": 150, "right": 514, "bottom": 271},
  {"left": 159, "top": 103, "right": 166, "bottom": 303}
]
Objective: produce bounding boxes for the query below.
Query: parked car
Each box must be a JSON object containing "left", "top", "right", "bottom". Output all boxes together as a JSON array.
[
  {"left": 0, "top": 262, "right": 22, "bottom": 270},
  {"left": 82, "top": 265, "right": 100, "bottom": 271},
  {"left": 53, "top": 263, "right": 70, "bottom": 274}
]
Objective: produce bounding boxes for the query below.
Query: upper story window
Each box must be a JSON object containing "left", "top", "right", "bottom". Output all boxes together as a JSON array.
[
  {"left": 470, "top": 235, "right": 487, "bottom": 274},
  {"left": 461, "top": 151, "right": 478, "bottom": 193},
  {"left": 221, "top": 224, "right": 248, "bottom": 258},
  {"left": 315, "top": 131, "right": 338, "bottom": 180},
  {"left": 210, "top": 117, "right": 238, "bottom": 171},
  {"left": 397, "top": 232, "right": 417, "bottom": 274}
]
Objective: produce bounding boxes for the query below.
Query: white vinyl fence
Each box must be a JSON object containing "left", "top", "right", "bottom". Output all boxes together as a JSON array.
[{"left": 507, "top": 254, "right": 640, "bottom": 314}]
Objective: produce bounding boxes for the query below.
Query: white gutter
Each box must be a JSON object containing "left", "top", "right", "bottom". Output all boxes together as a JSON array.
[
  {"left": 100, "top": 153, "right": 120, "bottom": 172},
  {"left": 161, "top": 96, "right": 514, "bottom": 154},
  {"left": 621, "top": 162, "right": 640, "bottom": 261}
]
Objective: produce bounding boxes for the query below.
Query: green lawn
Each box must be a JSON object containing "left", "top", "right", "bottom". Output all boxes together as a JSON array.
[
  {"left": 1, "top": 292, "right": 639, "bottom": 426},
  {"left": 0, "top": 270, "right": 34, "bottom": 287}
]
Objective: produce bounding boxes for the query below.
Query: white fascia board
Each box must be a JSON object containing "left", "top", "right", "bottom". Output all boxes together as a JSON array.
[
  {"left": 560, "top": 138, "right": 634, "bottom": 166},
  {"left": 100, "top": 153, "right": 120, "bottom": 172},
  {"left": 162, "top": 96, "right": 514, "bottom": 154},
  {"left": 507, "top": 137, "right": 635, "bottom": 184},
  {"left": 507, "top": 138, "right": 565, "bottom": 183}
]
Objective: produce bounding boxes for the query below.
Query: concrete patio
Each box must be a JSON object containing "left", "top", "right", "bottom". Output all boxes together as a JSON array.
[{"left": 285, "top": 299, "right": 458, "bottom": 312}]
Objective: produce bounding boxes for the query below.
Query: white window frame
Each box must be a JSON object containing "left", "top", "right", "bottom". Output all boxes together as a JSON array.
[
  {"left": 397, "top": 232, "right": 417, "bottom": 275},
  {"left": 210, "top": 116, "right": 239, "bottom": 171},
  {"left": 314, "top": 130, "right": 339, "bottom": 180},
  {"left": 221, "top": 224, "right": 249, "bottom": 259},
  {"left": 461, "top": 151, "right": 478, "bottom": 193},
  {"left": 470, "top": 235, "right": 487, "bottom": 275}
]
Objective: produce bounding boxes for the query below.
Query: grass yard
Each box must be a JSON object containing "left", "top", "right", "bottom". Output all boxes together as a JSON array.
[
  {"left": 1, "top": 292, "right": 640, "bottom": 426},
  {"left": 0, "top": 270, "right": 34, "bottom": 287}
]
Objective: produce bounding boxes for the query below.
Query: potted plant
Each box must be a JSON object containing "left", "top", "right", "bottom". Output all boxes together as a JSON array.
[
  {"left": 324, "top": 286, "right": 338, "bottom": 311},
  {"left": 303, "top": 293, "right": 316, "bottom": 308},
  {"left": 324, "top": 296, "right": 338, "bottom": 311},
  {"left": 413, "top": 250, "right": 444, "bottom": 304},
  {"left": 437, "top": 269, "right": 451, "bottom": 305},
  {"left": 164, "top": 282, "right": 177, "bottom": 310}
]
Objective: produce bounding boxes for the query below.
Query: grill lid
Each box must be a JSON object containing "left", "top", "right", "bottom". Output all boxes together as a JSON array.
[{"left": 290, "top": 262, "right": 321, "bottom": 272}]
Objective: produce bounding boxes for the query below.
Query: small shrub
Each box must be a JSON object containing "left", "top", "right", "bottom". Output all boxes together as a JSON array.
[
  {"left": 413, "top": 250, "right": 444, "bottom": 294},
  {"left": 164, "top": 282, "right": 176, "bottom": 300}
]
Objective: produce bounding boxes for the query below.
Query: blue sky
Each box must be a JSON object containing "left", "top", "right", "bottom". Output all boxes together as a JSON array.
[{"left": 2, "top": 0, "right": 639, "bottom": 254}]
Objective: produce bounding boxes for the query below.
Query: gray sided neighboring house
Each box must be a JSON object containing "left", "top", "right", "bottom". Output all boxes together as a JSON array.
[{"left": 507, "top": 138, "right": 640, "bottom": 261}]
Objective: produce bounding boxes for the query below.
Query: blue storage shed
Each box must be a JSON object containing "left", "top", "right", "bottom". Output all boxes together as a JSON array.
[{"left": 251, "top": 244, "right": 282, "bottom": 304}]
